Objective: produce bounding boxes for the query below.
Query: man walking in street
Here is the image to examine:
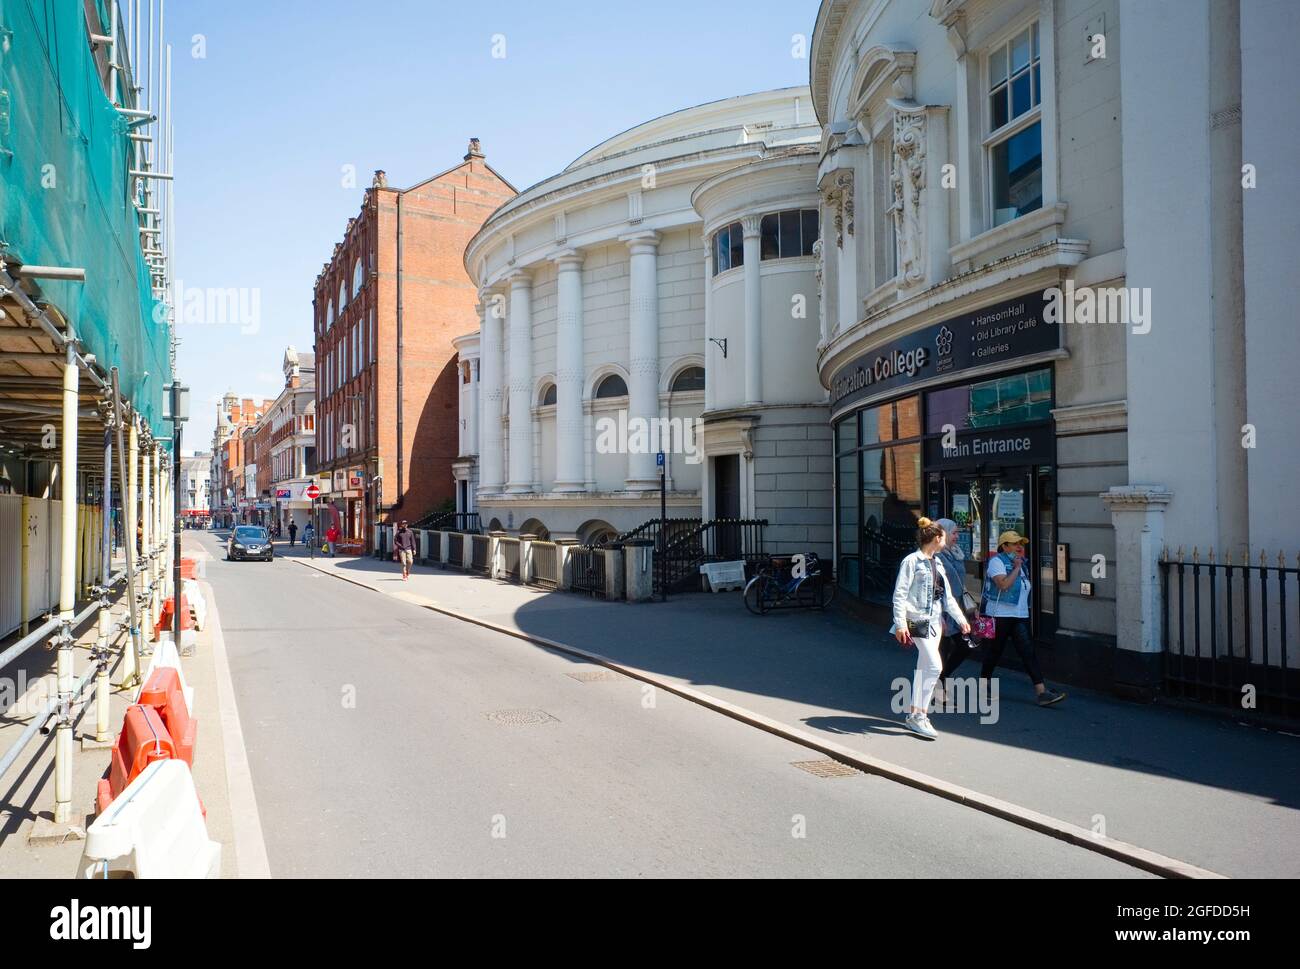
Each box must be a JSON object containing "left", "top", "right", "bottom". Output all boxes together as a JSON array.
[
  {"left": 288, "top": 519, "right": 298, "bottom": 546},
  {"left": 394, "top": 519, "right": 417, "bottom": 581}
]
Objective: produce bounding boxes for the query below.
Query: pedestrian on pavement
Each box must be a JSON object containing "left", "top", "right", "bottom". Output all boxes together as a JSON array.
[
  {"left": 935, "top": 517, "right": 979, "bottom": 697},
  {"left": 303, "top": 521, "right": 315, "bottom": 550},
  {"left": 980, "top": 531, "right": 1066, "bottom": 707},
  {"left": 393, "top": 520, "right": 417, "bottom": 580},
  {"left": 288, "top": 519, "right": 298, "bottom": 546},
  {"left": 892, "top": 517, "right": 970, "bottom": 740},
  {"left": 325, "top": 523, "right": 340, "bottom": 558}
]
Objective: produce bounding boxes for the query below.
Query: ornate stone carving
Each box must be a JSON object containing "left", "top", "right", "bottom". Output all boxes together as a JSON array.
[
  {"left": 812, "top": 238, "right": 823, "bottom": 296},
  {"left": 836, "top": 171, "right": 855, "bottom": 238},
  {"left": 891, "top": 109, "right": 927, "bottom": 286}
]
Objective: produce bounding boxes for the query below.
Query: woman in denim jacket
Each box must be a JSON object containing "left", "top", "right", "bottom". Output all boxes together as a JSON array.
[{"left": 892, "top": 518, "right": 970, "bottom": 739}]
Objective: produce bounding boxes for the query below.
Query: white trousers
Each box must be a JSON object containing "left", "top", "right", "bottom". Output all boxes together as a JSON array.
[{"left": 910, "top": 625, "right": 944, "bottom": 714}]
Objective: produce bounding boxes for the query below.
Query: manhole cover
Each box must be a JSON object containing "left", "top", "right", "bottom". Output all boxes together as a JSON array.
[
  {"left": 566, "top": 669, "right": 618, "bottom": 682},
  {"left": 791, "top": 758, "right": 860, "bottom": 778},
  {"left": 483, "top": 709, "right": 558, "bottom": 726}
]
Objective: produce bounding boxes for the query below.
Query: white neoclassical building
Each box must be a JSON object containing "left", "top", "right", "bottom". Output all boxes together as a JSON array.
[
  {"left": 811, "top": 0, "right": 1300, "bottom": 700},
  {"left": 461, "top": 88, "right": 833, "bottom": 551}
]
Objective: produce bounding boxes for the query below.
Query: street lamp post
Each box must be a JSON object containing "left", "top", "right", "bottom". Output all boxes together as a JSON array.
[{"left": 165, "top": 381, "right": 189, "bottom": 647}]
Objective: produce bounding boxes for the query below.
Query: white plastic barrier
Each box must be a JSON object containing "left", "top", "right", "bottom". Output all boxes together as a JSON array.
[
  {"left": 134, "top": 638, "right": 195, "bottom": 712},
  {"left": 79, "top": 760, "right": 221, "bottom": 879},
  {"left": 182, "top": 578, "right": 207, "bottom": 630},
  {"left": 700, "top": 560, "right": 746, "bottom": 593}
]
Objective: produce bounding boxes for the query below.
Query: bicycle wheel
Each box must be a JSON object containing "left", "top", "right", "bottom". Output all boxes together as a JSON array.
[
  {"left": 744, "top": 574, "right": 774, "bottom": 615},
  {"left": 815, "top": 575, "right": 837, "bottom": 609}
]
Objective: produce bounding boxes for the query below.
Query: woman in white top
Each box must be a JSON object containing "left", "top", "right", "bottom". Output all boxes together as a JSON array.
[
  {"left": 980, "top": 530, "right": 1066, "bottom": 707},
  {"left": 892, "top": 518, "right": 970, "bottom": 739}
]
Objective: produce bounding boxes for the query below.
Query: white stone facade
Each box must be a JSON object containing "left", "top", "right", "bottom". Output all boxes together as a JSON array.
[{"left": 463, "top": 88, "right": 829, "bottom": 545}]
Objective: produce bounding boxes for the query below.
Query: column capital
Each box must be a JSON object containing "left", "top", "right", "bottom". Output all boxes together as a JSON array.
[
  {"left": 619, "top": 230, "right": 661, "bottom": 254},
  {"left": 741, "top": 214, "right": 762, "bottom": 238},
  {"left": 550, "top": 248, "right": 585, "bottom": 270},
  {"left": 504, "top": 268, "right": 533, "bottom": 289}
]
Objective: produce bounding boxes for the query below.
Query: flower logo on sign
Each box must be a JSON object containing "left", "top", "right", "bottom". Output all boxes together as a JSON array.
[{"left": 936, "top": 325, "right": 953, "bottom": 356}]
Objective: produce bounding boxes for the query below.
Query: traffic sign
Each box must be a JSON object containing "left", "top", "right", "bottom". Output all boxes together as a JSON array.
[
  {"left": 656, "top": 451, "right": 666, "bottom": 476},
  {"left": 304, "top": 483, "right": 320, "bottom": 500}
]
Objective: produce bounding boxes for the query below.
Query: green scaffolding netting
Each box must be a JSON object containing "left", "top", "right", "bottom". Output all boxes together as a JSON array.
[{"left": 0, "top": 0, "right": 171, "bottom": 435}]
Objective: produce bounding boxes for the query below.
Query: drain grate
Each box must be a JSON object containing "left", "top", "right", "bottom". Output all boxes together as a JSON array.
[
  {"left": 483, "top": 708, "right": 558, "bottom": 726},
  {"left": 791, "top": 758, "right": 861, "bottom": 778},
  {"left": 566, "top": 668, "right": 619, "bottom": 682}
]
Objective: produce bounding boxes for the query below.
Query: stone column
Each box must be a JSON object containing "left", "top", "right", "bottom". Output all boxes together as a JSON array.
[
  {"left": 622, "top": 231, "right": 660, "bottom": 490},
  {"left": 477, "top": 293, "right": 505, "bottom": 494},
  {"left": 553, "top": 251, "right": 586, "bottom": 491},
  {"left": 506, "top": 269, "right": 534, "bottom": 493},
  {"left": 703, "top": 241, "right": 715, "bottom": 411},
  {"left": 741, "top": 215, "right": 763, "bottom": 406},
  {"left": 1102, "top": 485, "right": 1172, "bottom": 700}
]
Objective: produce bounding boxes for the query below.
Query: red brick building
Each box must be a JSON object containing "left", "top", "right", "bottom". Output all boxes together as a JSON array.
[{"left": 313, "top": 140, "right": 514, "bottom": 546}]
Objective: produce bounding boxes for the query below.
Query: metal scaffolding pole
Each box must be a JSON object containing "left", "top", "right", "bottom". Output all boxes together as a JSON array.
[
  {"left": 93, "top": 427, "right": 113, "bottom": 744},
  {"left": 119, "top": 389, "right": 142, "bottom": 686},
  {"left": 53, "top": 344, "right": 78, "bottom": 825}
]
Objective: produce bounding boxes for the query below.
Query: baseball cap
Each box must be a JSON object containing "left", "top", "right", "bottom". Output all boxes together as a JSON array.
[{"left": 996, "top": 530, "right": 1027, "bottom": 547}]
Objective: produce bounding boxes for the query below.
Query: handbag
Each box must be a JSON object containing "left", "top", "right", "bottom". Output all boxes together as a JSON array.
[
  {"left": 906, "top": 617, "right": 933, "bottom": 639},
  {"left": 973, "top": 595, "right": 996, "bottom": 640}
]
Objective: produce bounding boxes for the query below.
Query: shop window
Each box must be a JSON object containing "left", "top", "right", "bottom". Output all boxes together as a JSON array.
[
  {"left": 859, "top": 394, "right": 921, "bottom": 447},
  {"left": 837, "top": 453, "right": 860, "bottom": 597},
  {"left": 859, "top": 442, "right": 923, "bottom": 604},
  {"left": 835, "top": 414, "right": 858, "bottom": 455},
  {"left": 594, "top": 374, "right": 627, "bottom": 399},
  {"left": 925, "top": 368, "right": 1052, "bottom": 433},
  {"left": 712, "top": 222, "right": 744, "bottom": 275},
  {"left": 759, "top": 209, "right": 820, "bottom": 261},
  {"left": 987, "top": 22, "right": 1043, "bottom": 227},
  {"left": 671, "top": 367, "right": 705, "bottom": 392}
]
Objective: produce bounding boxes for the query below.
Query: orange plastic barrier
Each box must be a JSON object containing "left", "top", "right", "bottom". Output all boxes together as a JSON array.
[
  {"left": 154, "top": 594, "right": 193, "bottom": 641},
  {"left": 138, "top": 666, "right": 196, "bottom": 767},
  {"left": 96, "top": 705, "right": 177, "bottom": 815},
  {"left": 180, "top": 558, "right": 199, "bottom": 580}
]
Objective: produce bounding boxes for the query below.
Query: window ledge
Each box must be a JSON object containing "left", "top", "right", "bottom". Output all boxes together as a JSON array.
[
  {"left": 949, "top": 202, "right": 1068, "bottom": 271},
  {"left": 862, "top": 276, "right": 898, "bottom": 315}
]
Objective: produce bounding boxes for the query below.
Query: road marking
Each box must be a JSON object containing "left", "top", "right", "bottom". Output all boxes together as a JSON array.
[
  {"left": 204, "top": 581, "right": 273, "bottom": 879},
  {"left": 292, "top": 557, "right": 1225, "bottom": 880}
]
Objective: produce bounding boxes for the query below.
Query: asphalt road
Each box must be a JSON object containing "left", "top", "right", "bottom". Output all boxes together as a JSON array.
[{"left": 200, "top": 531, "right": 1148, "bottom": 878}]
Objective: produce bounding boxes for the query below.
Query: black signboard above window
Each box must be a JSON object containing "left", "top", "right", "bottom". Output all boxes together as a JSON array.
[{"left": 829, "top": 291, "right": 1057, "bottom": 413}]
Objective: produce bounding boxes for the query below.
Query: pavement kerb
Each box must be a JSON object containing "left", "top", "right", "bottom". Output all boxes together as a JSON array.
[
  {"left": 293, "top": 557, "right": 1226, "bottom": 880},
  {"left": 203, "top": 575, "right": 272, "bottom": 878}
]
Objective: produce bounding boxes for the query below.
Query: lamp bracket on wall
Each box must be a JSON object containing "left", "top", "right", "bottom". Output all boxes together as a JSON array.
[{"left": 708, "top": 337, "right": 728, "bottom": 359}]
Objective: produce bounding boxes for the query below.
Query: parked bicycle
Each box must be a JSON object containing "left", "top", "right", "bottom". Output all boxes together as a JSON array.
[{"left": 743, "top": 552, "right": 836, "bottom": 615}]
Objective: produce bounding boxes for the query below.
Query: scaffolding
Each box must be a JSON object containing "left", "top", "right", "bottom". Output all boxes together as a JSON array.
[{"left": 0, "top": 0, "right": 179, "bottom": 835}]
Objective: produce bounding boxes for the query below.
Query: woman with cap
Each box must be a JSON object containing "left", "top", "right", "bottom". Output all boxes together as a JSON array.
[
  {"left": 891, "top": 517, "right": 971, "bottom": 739},
  {"left": 981, "top": 530, "right": 1066, "bottom": 706}
]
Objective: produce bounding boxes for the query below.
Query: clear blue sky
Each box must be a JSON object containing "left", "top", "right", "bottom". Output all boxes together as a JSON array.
[{"left": 170, "top": 0, "right": 822, "bottom": 454}]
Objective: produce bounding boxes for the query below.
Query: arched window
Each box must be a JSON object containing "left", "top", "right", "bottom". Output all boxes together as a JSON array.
[
  {"left": 712, "top": 222, "right": 744, "bottom": 275},
  {"left": 326, "top": 299, "right": 335, "bottom": 328},
  {"left": 760, "top": 209, "right": 820, "bottom": 260},
  {"left": 671, "top": 367, "right": 705, "bottom": 392},
  {"left": 594, "top": 374, "right": 628, "bottom": 399},
  {"left": 338, "top": 280, "right": 347, "bottom": 310},
  {"left": 352, "top": 258, "right": 364, "bottom": 295},
  {"left": 539, "top": 383, "right": 557, "bottom": 406}
]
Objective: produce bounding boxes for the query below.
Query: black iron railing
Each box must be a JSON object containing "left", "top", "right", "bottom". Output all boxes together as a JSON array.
[
  {"left": 656, "top": 518, "right": 767, "bottom": 595},
  {"left": 599, "top": 517, "right": 701, "bottom": 550},
  {"left": 530, "top": 541, "right": 559, "bottom": 589},
  {"left": 447, "top": 532, "right": 464, "bottom": 567},
  {"left": 412, "top": 510, "right": 481, "bottom": 533},
  {"left": 1160, "top": 547, "right": 1299, "bottom": 718},
  {"left": 571, "top": 546, "right": 606, "bottom": 598}
]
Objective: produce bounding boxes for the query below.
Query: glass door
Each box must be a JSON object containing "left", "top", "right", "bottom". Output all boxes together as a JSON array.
[{"left": 945, "top": 470, "right": 1038, "bottom": 633}]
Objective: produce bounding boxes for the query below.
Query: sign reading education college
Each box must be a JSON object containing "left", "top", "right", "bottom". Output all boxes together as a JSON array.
[{"left": 830, "top": 291, "right": 1056, "bottom": 412}]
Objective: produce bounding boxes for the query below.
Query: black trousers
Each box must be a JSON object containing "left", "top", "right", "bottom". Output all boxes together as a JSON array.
[
  {"left": 980, "top": 616, "right": 1044, "bottom": 686},
  {"left": 939, "top": 634, "right": 970, "bottom": 680}
]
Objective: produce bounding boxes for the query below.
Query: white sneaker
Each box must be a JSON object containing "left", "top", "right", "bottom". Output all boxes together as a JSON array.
[{"left": 905, "top": 714, "right": 938, "bottom": 740}]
